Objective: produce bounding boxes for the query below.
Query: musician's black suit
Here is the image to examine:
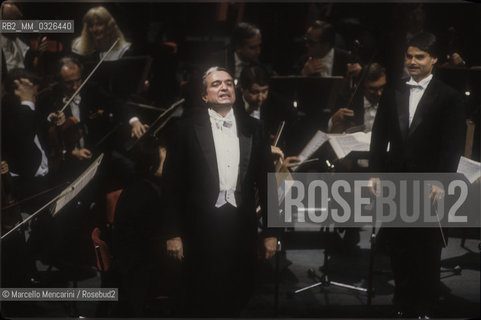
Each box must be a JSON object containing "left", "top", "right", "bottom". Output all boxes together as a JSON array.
[
  {"left": 1, "top": 95, "right": 52, "bottom": 205},
  {"left": 233, "top": 90, "right": 299, "bottom": 138},
  {"left": 163, "top": 106, "right": 276, "bottom": 316},
  {"left": 369, "top": 76, "right": 466, "bottom": 315}
]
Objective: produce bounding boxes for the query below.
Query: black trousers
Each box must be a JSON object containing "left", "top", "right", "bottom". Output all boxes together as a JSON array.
[
  {"left": 184, "top": 203, "right": 257, "bottom": 317},
  {"left": 386, "top": 227, "right": 443, "bottom": 315}
]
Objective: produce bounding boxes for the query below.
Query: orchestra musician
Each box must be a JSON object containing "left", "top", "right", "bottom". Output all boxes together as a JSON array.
[
  {"left": 209, "top": 22, "right": 264, "bottom": 79},
  {"left": 235, "top": 65, "right": 301, "bottom": 167},
  {"left": 297, "top": 20, "right": 362, "bottom": 79},
  {"left": 1, "top": 69, "right": 50, "bottom": 201},
  {"left": 162, "top": 67, "right": 278, "bottom": 316},
  {"left": 71, "top": 6, "right": 132, "bottom": 62},
  {"left": 369, "top": 32, "right": 466, "bottom": 318},
  {"left": 39, "top": 56, "right": 148, "bottom": 177},
  {"left": 1, "top": 68, "right": 52, "bottom": 286},
  {"left": 329, "top": 62, "right": 387, "bottom": 134},
  {"left": 230, "top": 22, "right": 263, "bottom": 79},
  {"left": 0, "top": 2, "right": 48, "bottom": 77}
]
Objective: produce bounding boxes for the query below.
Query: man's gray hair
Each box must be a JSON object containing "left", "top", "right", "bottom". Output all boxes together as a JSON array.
[{"left": 201, "top": 66, "right": 231, "bottom": 95}]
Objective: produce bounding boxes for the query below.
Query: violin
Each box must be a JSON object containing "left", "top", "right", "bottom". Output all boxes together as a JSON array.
[
  {"left": 48, "top": 114, "right": 84, "bottom": 171},
  {"left": 47, "top": 39, "right": 120, "bottom": 170}
]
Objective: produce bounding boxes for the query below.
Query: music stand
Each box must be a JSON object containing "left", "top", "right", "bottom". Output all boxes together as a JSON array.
[{"left": 290, "top": 150, "right": 375, "bottom": 304}]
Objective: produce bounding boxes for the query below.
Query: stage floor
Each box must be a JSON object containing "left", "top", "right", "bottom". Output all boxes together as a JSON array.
[{"left": 2, "top": 227, "right": 479, "bottom": 319}]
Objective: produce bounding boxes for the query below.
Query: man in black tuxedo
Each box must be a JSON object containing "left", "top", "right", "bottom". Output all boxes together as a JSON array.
[
  {"left": 297, "top": 20, "right": 361, "bottom": 78},
  {"left": 42, "top": 58, "right": 148, "bottom": 140},
  {"left": 207, "top": 22, "right": 269, "bottom": 80},
  {"left": 235, "top": 65, "right": 299, "bottom": 140},
  {"left": 1, "top": 68, "right": 51, "bottom": 288},
  {"left": 163, "top": 67, "right": 277, "bottom": 316},
  {"left": 1, "top": 69, "right": 50, "bottom": 200},
  {"left": 329, "top": 62, "right": 386, "bottom": 133},
  {"left": 369, "top": 32, "right": 466, "bottom": 318}
]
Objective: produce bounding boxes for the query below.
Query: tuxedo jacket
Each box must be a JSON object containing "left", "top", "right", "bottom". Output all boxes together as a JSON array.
[
  {"left": 1, "top": 95, "right": 50, "bottom": 177},
  {"left": 162, "top": 107, "right": 276, "bottom": 243},
  {"left": 233, "top": 90, "right": 299, "bottom": 138},
  {"left": 369, "top": 77, "right": 466, "bottom": 173},
  {"left": 37, "top": 82, "right": 123, "bottom": 149}
]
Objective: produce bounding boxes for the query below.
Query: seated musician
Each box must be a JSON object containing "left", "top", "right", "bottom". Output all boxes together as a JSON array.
[
  {"left": 112, "top": 135, "right": 169, "bottom": 317},
  {"left": 235, "top": 65, "right": 300, "bottom": 168},
  {"left": 328, "top": 62, "right": 386, "bottom": 133},
  {"left": 71, "top": 6, "right": 132, "bottom": 62},
  {"left": 296, "top": 20, "right": 362, "bottom": 79},
  {"left": 1, "top": 68, "right": 50, "bottom": 200},
  {"left": 39, "top": 56, "right": 148, "bottom": 175},
  {"left": 1, "top": 68, "right": 52, "bottom": 286},
  {"left": 0, "top": 2, "right": 48, "bottom": 78},
  {"left": 230, "top": 22, "right": 263, "bottom": 79}
]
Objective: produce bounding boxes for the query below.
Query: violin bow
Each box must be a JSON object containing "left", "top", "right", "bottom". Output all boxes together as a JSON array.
[{"left": 59, "top": 38, "right": 120, "bottom": 113}]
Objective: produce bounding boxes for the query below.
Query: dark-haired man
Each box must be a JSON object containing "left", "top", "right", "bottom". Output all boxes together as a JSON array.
[
  {"left": 369, "top": 32, "right": 466, "bottom": 318},
  {"left": 298, "top": 20, "right": 361, "bottom": 78},
  {"left": 329, "top": 63, "right": 386, "bottom": 133},
  {"left": 1, "top": 68, "right": 51, "bottom": 288},
  {"left": 231, "top": 22, "right": 262, "bottom": 78},
  {"left": 163, "top": 67, "right": 278, "bottom": 316},
  {"left": 235, "top": 65, "right": 301, "bottom": 165},
  {"left": 236, "top": 65, "right": 298, "bottom": 140}
]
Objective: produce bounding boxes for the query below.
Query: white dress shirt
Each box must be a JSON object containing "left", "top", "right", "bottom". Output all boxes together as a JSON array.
[
  {"left": 363, "top": 96, "right": 378, "bottom": 133},
  {"left": 21, "top": 101, "right": 49, "bottom": 177},
  {"left": 208, "top": 108, "right": 240, "bottom": 208},
  {"left": 243, "top": 96, "right": 261, "bottom": 120},
  {"left": 234, "top": 52, "right": 248, "bottom": 79},
  {"left": 1, "top": 35, "right": 29, "bottom": 72},
  {"left": 319, "top": 48, "right": 335, "bottom": 77},
  {"left": 406, "top": 74, "right": 433, "bottom": 127},
  {"left": 62, "top": 95, "right": 85, "bottom": 149}
]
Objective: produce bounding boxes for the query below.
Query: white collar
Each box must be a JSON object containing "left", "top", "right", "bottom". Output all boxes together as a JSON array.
[
  {"left": 320, "top": 47, "right": 335, "bottom": 63},
  {"left": 406, "top": 74, "right": 433, "bottom": 90},
  {"left": 208, "top": 106, "right": 235, "bottom": 121},
  {"left": 363, "top": 96, "right": 377, "bottom": 110},
  {"left": 234, "top": 52, "right": 246, "bottom": 67}
]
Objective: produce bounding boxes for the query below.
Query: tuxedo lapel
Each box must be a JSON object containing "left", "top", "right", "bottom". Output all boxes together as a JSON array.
[
  {"left": 194, "top": 110, "right": 219, "bottom": 184},
  {"left": 408, "top": 79, "right": 437, "bottom": 137},
  {"left": 395, "top": 84, "right": 410, "bottom": 141},
  {"left": 235, "top": 110, "right": 252, "bottom": 189}
]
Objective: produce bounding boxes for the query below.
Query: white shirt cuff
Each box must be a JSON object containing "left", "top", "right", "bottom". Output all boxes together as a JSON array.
[
  {"left": 327, "top": 117, "right": 333, "bottom": 132},
  {"left": 21, "top": 101, "right": 35, "bottom": 111},
  {"left": 129, "top": 117, "right": 140, "bottom": 126}
]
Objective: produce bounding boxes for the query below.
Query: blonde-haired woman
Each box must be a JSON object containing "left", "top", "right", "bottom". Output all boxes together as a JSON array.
[{"left": 71, "top": 6, "right": 131, "bottom": 61}]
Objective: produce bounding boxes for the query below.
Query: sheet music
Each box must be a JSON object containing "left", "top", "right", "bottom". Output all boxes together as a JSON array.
[
  {"left": 457, "top": 156, "right": 481, "bottom": 184},
  {"left": 328, "top": 131, "right": 371, "bottom": 159},
  {"left": 292, "top": 130, "right": 329, "bottom": 171},
  {"left": 52, "top": 154, "right": 104, "bottom": 215}
]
